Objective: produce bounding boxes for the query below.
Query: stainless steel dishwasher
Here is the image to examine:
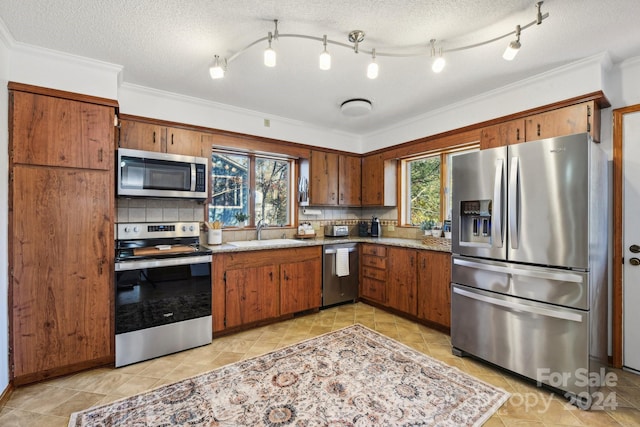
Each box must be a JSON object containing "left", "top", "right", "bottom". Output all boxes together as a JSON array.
[{"left": 323, "top": 243, "right": 359, "bottom": 307}]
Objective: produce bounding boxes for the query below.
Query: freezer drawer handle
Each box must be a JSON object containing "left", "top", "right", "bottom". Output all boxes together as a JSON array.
[
  {"left": 453, "top": 258, "right": 583, "bottom": 283},
  {"left": 324, "top": 247, "right": 357, "bottom": 254},
  {"left": 453, "top": 287, "right": 584, "bottom": 322}
]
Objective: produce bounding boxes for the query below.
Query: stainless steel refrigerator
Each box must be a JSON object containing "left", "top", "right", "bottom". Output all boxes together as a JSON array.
[{"left": 450, "top": 133, "right": 608, "bottom": 404}]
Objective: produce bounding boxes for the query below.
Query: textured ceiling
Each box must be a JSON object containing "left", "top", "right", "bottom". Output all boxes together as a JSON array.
[{"left": 1, "top": 0, "right": 640, "bottom": 136}]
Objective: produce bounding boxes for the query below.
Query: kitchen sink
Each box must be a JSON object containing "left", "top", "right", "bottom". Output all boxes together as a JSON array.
[{"left": 227, "top": 239, "right": 301, "bottom": 248}]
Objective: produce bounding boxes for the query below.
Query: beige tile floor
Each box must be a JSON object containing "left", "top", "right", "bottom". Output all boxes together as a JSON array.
[{"left": 1, "top": 302, "right": 639, "bottom": 426}]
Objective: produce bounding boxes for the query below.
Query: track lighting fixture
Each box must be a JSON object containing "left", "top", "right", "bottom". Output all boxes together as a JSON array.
[
  {"left": 430, "top": 39, "right": 446, "bottom": 73},
  {"left": 503, "top": 25, "right": 521, "bottom": 61},
  {"left": 264, "top": 32, "right": 276, "bottom": 67},
  {"left": 319, "top": 35, "right": 331, "bottom": 70},
  {"left": 367, "top": 49, "right": 379, "bottom": 79},
  {"left": 209, "top": 2, "right": 548, "bottom": 80},
  {"left": 209, "top": 55, "right": 225, "bottom": 79}
]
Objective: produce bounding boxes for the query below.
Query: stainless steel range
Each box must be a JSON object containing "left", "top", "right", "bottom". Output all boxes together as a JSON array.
[{"left": 115, "top": 222, "right": 213, "bottom": 367}]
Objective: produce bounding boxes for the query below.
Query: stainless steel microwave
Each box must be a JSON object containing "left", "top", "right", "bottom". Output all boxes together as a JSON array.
[{"left": 117, "top": 148, "right": 208, "bottom": 200}]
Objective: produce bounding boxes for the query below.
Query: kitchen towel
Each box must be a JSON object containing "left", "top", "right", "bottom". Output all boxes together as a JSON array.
[{"left": 336, "top": 248, "right": 350, "bottom": 277}]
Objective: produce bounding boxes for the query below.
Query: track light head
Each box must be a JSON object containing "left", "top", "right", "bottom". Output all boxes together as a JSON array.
[
  {"left": 319, "top": 35, "right": 331, "bottom": 70},
  {"left": 209, "top": 55, "right": 225, "bottom": 79},
  {"left": 264, "top": 32, "right": 276, "bottom": 67},
  {"left": 367, "top": 48, "right": 379, "bottom": 79},
  {"left": 503, "top": 25, "right": 521, "bottom": 61}
]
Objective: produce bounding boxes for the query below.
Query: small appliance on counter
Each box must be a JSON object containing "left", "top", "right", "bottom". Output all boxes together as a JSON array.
[
  {"left": 324, "top": 224, "right": 349, "bottom": 237},
  {"left": 370, "top": 217, "right": 381, "bottom": 237}
]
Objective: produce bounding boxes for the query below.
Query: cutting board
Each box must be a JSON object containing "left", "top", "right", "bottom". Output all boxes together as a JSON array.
[{"left": 133, "top": 245, "right": 195, "bottom": 256}]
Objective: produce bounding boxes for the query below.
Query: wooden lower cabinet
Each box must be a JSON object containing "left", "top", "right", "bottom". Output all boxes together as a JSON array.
[
  {"left": 224, "top": 265, "right": 279, "bottom": 328},
  {"left": 213, "top": 246, "right": 322, "bottom": 332},
  {"left": 386, "top": 247, "right": 418, "bottom": 316},
  {"left": 360, "top": 244, "right": 387, "bottom": 304},
  {"left": 360, "top": 243, "right": 451, "bottom": 329},
  {"left": 281, "top": 257, "right": 322, "bottom": 315},
  {"left": 417, "top": 251, "right": 452, "bottom": 327},
  {"left": 11, "top": 165, "right": 113, "bottom": 384}
]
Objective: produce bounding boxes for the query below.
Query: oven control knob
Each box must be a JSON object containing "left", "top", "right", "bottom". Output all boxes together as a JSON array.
[
  {"left": 133, "top": 226, "right": 139, "bottom": 233},
  {"left": 189, "top": 225, "right": 195, "bottom": 232},
  {"left": 124, "top": 226, "right": 131, "bottom": 233}
]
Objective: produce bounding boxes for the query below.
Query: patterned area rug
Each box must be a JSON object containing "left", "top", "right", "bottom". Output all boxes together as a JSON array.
[{"left": 69, "top": 324, "right": 509, "bottom": 426}]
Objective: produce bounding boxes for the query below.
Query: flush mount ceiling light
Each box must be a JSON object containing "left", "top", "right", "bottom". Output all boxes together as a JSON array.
[
  {"left": 341, "top": 98, "right": 373, "bottom": 117},
  {"left": 208, "top": 1, "right": 548, "bottom": 80}
]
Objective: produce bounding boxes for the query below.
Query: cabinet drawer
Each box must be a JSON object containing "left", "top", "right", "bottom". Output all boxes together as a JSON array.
[
  {"left": 362, "top": 245, "right": 386, "bottom": 257},
  {"left": 361, "top": 277, "right": 386, "bottom": 304},
  {"left": 362, "top": 254, "right": 386, "bottom": 269},
  {"left": 363, "top": 266, "right": 386, "bottom": 281}
]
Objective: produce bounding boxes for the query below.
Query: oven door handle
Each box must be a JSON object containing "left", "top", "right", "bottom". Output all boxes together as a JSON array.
[{"left": 115, "top": 255, "right": 212, "bottom": 271}]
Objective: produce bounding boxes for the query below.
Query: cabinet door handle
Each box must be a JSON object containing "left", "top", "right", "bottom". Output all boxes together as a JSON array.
[
  {"left": 410, "top": 256, "right": 414, "bottom": 267},
  {"left": 516, "top": 128, "right": 520, "bottom": 141},
  {"left": 269, "top": 271, "right": 273, "bottom": 280},
  {"left": 422, "top": 258, "right": 426, "bottom": 269},
  {"left": 153, "top": 131, "right": 156, "bottom": 143},
  {"left": 537, "top": 123, "right": 541, "bottom": 137},
  {"left": 98, "top": 148, "right": 103, "bottom": 163}
]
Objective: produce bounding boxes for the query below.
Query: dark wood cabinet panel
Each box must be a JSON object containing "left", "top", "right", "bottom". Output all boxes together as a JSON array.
[
  {"left": 310, "top": 150, "right": 339, "bottom": 205},
  {"left": 119, "top": 120, "right": 165, "bottom": 152},
  {"left": 525, "top": 101, "right": 599, "bottom": 142},
  {"left": 361, "top": 277, "right": 387, "bottom": 304},
  {"left": 11, "top": 165, "right": 113, "bottom": 381},
  {"left": 166, "top": 127, "right": 205, "bottom": 157},
  {"left": 480, "top": 119, "right": 525, "bottom": 149},
  {"left": 387, "top": 247, "right": 418, "bottom": 316},
  {"left": 280, "top": 258, "right": 322, "bottom": 315},
  {"left": 339, "top": 154, "right": 361, "bottom": 206},
  {"left": 417, "top": 251, "right": 451, "bottom": 328},
  {"left": 11, "top": 91, "right": 114, "bottom": 170},
  {"left": 120, "top": 120, "right": 205, "bottom": 157},
  {"left": 225, "top": 265, "right": 279, "bottom": 328},
  {"left": 361, "top": 153, "right": 384, "bottom": 206}
]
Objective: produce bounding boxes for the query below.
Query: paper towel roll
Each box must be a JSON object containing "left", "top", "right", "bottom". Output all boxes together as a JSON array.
[{"left": 302, "top": 208, "right": 322, "bottom": 215}]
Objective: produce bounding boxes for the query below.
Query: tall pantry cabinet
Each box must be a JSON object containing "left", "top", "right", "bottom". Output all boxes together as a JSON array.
[{"left": 8, "top": 83, "right": 117, "bottom": 385}]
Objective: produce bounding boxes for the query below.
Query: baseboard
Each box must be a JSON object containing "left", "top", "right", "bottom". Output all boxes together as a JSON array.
[{"left": 0, "top": 381, "right": 14, "bottom": 407}]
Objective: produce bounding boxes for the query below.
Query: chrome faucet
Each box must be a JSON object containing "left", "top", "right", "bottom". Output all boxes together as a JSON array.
[{"left": 256, "top": 219, "right": 267, "bottom": 240}]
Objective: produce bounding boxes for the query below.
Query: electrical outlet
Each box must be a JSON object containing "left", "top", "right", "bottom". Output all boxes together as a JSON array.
[
  {"left": 387, "top": 224, "right": 395, "bottom": 232},
  {"left": 263, "top": 119, "right": 271, "bottom": 127}
]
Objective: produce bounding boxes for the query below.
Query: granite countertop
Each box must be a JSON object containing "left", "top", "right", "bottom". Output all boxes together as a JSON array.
[{"left": 203, "top": 236, "right": 451, "bottom": 254}]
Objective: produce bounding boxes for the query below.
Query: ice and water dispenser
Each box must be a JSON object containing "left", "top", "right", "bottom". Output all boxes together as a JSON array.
[{"left": 458, "top": 200, "right": 492, "bottom": 245}]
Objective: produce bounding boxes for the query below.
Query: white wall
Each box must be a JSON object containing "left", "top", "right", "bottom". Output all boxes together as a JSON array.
[
  {"left": 0, "top": 22, "right": 10, "bottom": 394},
  {"left": 364, "top": 53, "right": 613, "bottom": 151},
  {"left": 118, "top": 83, "right": 360, "bottom": 152}
]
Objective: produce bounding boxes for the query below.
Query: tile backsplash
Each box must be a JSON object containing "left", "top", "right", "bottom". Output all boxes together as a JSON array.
[{"left": 116, "top": 199, "right": 206, "bottom": 223}]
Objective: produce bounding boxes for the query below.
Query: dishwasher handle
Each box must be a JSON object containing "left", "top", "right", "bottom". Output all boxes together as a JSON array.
[{"left": 324, "top": 247, "right": 358, "bottom": 254}]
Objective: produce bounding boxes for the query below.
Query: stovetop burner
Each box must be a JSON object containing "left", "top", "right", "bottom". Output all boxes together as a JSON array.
[{"left": 116, "top": 222, "right": 212, "bottom": 262}]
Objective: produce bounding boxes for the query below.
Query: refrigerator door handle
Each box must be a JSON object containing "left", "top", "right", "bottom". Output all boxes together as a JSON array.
[
  {"left": 453, "top": 286, "right": 584, "bottom": 322},
  {"left": 493, "top": 159, "right": 504, "bottom": 248},
  {"left": 509, "top": 156, "right": 520, "bottom": 249},
  {"left": 453, "top": 258, "right": 584, "bottom": 283}
]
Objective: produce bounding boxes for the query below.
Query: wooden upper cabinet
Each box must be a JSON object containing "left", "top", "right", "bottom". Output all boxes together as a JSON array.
[
  {"left": 362, "top": 154, "right": 396, "bottom": 206},
  {"left": 525, "top": 101, "right": 600, "bottom": 142},
  {"left": 310, "top": 150, "right": 339, "bottom": 205},
  {"left": 10, "top": 91, "right": 114, "bottom": 170},
  {"left": 120, "top": 120, "right": 206, "bottom": 157},
  {"left": 480, "top": 101, "right": 601, "bottom": 149},
  {"left": 361, "top": 153, "right": 384, "bottom": 205},
  {"left": 166, "top": 127, "right": 205, "bottom": 157},
  {"left": 480, "top": 119, "right": 525, "bottom": 149},
  {"left": 119, "top": 120, "right": 165, "bottom": 152},
  {"left": 338, "top": 154, "right": 361, "bottom": 206}
]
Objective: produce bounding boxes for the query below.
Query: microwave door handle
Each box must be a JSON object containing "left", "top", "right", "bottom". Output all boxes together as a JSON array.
[
  {"left": 509, "top": 156, "right": 519, "bottom": 249},
  {"left": 453, "top": 287, "right": 584, "bottom": 322},
  {"left": 493, "top": 158, "right": 504, "bottom": 248},
  {"left": 190, "top": 163, "right": 196, "bottom": 191}
]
